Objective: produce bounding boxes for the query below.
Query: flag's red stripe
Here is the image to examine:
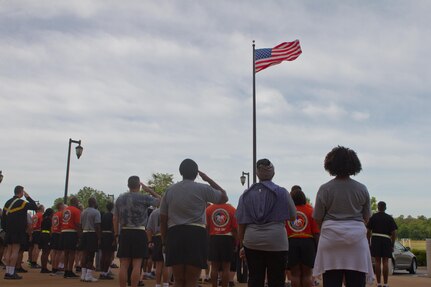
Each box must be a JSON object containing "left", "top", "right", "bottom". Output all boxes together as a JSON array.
[{"left": 255, "top": 40, "right": 302, "bottom": 73}]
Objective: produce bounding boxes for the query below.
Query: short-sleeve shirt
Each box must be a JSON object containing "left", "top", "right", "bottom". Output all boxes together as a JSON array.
[
  {"left": 147, "top": 208, "right": 161, "bottom": 235},
  {"left": 114, "top": 192, "right": 159, "bottom": 228},
  {"left": 159, "top": 180, "right": 223, "bottom": 228},
  {"left": 101, "top": 212, "right": 114, "bottom": 232},
  {"left": 51, "top": 211, "right": 62, "bottom": 233},
  {"left": 206, "top": 203, "right": 238, "bottom": 236},
  {"left": 313, "top": 178, "right": 371, "bottom": 222},
  {"left": 367, "top": 212, "right": 398, "bottom": 236},
  {"left": 32, "top": 212, "right": 43, "bottom": 231},
  {"left": 286, "top": 204, "right": 320, "bottom": 238},
  {"left": 81, "top": 207, "right": 101, "bottom": 231},
  {"left": 61, "top": 206, "right": 81, "bottom": 231}
]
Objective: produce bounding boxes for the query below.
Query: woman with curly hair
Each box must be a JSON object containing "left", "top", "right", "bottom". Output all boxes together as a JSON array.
[{"left": 312, "top": 146, "right": 374, "bottom": 287}]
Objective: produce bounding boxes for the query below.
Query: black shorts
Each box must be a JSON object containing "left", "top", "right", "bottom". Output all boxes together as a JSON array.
[
  {"left": 81, "top": 232, "right": 99, "bottom": 252},
  {"left": 287, "top": 237, "right": 316, "bottom": 268},
  {"left": 61, "top": 232, "right": 78, "bottom": 251},
  {"left": 20, "top": 233, "right": 30, "bottom": 251},
  {"left": 208, "top": 235, "right": 235, "bottom": 263},
  {"left": 5, "top": 230, "right": 27, "bottom": 245},
  {"left": 31, "top": 231, "right": 42, "bottom": 245},
  {"left": 151, "top": 235, "right": 164, "bottom": 262},
  {"left": 370, "top": 236, "right": 393, "bottom": 258},
  {"left": 50, "top": 233, "right": 62, "bottom": 250},
  {"left": 165, "top": 225, "right": 208, "bottom": 268},
  {"left": 100, "top": 232, "right": 117, "bottom": 252},
  {"left": 117, "top": 229, "right": 148, "bottom": 259},
  {"left": 39, "top": 232, "right": 51, "bottom": 250}
]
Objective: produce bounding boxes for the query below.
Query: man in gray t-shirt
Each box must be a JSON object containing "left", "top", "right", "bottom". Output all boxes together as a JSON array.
[
  {"left": 79, "top": 197, "right": 101, "bottom": 282},
  {"left": 114, "top": 176, "right": 161, "bottom": 287}
]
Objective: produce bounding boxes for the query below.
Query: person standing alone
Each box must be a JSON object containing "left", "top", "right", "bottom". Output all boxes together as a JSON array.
[{"left": 367, "top": 201, "right": 397, "bottom": 287}]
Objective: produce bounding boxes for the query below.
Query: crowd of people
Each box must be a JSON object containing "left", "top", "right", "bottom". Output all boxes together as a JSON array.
[{"left": 0, "top": 146, "right": 399, "bottom": 287}]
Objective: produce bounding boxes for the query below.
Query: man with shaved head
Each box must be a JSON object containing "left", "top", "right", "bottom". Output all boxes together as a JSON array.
[{"left": 80, "top": 197, "right": 101, "bottom": 282}]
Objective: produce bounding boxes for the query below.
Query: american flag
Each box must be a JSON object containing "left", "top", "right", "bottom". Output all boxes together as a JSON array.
[{"left": 255, "top": 40, "right": 302, "bottom": 73}]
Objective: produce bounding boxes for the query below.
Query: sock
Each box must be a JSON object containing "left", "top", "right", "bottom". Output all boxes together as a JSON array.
[
  {"left": 156, "top": 284, "right": 161, "bottom": 287},
  {"left": 86, "top": 269, "right": 93, "bottom": 280},
  {"left": 81, "top": 268, "right": 87, "bottom": 279},
  {"left": 10, "top": 266, "right": 15, "bottom": 274},
  {"left": 6, "top": 266, "right": 11, "bottom": 274},
  {"left": 59, "top": 263, "right": 64, "bottom": 269},
  {"left": 163, "top": 283, "right": 169, "bottom": 287}
]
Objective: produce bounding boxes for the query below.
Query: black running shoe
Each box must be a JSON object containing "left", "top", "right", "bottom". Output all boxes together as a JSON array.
[
  {"left": 16, "top": 267, "right": 28, "bottom": 273},
  {"left": 5, "top": 273, "right": 23, "bottom": 280},
  {"left": 41, "top": 268, "right": 51, "bottom": 273}
]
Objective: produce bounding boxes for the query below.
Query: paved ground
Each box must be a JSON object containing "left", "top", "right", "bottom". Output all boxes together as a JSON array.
[{"left": 1, "top": 261, "right": 430, "bottom": 286}]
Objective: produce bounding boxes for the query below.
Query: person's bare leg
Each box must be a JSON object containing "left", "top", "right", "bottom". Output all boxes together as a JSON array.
[
  {"left": 131, "top": 258, "right": 143, "bottom": 287},
  {"left": 300, "top": 264, "right": 313, "bottom": 287},
  {"left": 290, "top": 265, "right": 301, "bottom": 287},
  {"left": 210, "top": 262, "right": 220, "bottom": 287},
  {"left": 172, "top": 265, "right": 186, "bottom": 287},
  {"left": 375, "top": 257, "right": 382, "bottom": 285},
  {"left": 119, "top": 258, "right": 131, "bottom": 287},
  {"left": 221, "top": 262, "right": 230, "bottom": 287},
  {"left": 162, "top": 262, "right": 169, "bottom": 284},
  {"left": 184, "top": 265, "right": 202, "bottom": 287},
  {"left": 8, "top": 244, "right": 21, "bottom": 270},
  {"left": 382, "top": 257, "right": 389, "bottom": 285}
]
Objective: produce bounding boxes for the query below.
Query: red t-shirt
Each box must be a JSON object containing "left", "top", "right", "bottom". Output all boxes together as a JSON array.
[
  {"left": 61, "top": 206, "right": 81, "bottom": 231},
  {"left": 285, "top": 204, "right": 320, "bottom": 238},
  {"left": 32, "top": 212, "right": 43, "bottom": 231},
  {"left": 51, "top": 211, "right": 63, "bottom": 233},
  {"left": 206, "top": 203, "right": 238, "bottom": 236}
]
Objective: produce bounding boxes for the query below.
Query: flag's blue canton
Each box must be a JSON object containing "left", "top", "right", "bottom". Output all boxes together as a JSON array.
[{"left": 255, "top": 48, "right": 272, "bottom": 60}]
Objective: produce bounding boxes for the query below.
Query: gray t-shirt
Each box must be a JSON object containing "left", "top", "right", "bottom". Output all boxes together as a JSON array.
[
  {"left": 313, "top": 178, "right": 371, "bottom": 222},
  {"left": 159, "top": 180, "right": 223, "bottom": 228},
  {"left": 243, "top": 222, "right": 288, "bottom": 251},
  {"left": 81, "top": 207, "right": 101, "bottom": 230},
  {"left": 147, "top": 208, "right": 161, "bottom": 235},
  {"left": 114, "top": 191, "right": 160, "bottom": 228}
]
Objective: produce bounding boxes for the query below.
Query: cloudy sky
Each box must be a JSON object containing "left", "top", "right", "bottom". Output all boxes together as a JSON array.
[{"left": 1, "top": 1, "right": 430, "bottom": 216}]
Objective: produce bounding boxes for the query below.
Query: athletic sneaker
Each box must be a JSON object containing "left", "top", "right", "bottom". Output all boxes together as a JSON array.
[
  {"left": 85, "top": 275, "right": 99, "bottom": 282},
  {"left": 64, "top": 271, "right": 79, "bottom": 278},
  {"left": 16, "top": 267, "right": 28, "bottom": 273},
  {"left": 41, "top": 268, "right": 51, "bottom": 273},
  {"left": 99, "top": 274, "right": 114, "bottom": 280},
  {"left": 4, "top": 273, "right": 23, "bottom": 280}
]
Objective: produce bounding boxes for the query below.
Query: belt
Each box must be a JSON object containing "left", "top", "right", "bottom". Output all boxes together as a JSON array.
[
  {"left": 41, "top": 230, "right": 50, "bottom": 234},
  {"left": 102, "top": 230, "right": 113, "bottom": 233},
  {"left": 213, "top": 232, "right": 233, "bottom": 236},
  {"left": 187, "top": 223, "right": 206, "bottom": 228},
  {"left": 61, "top": 229, "right": 78, "bottom": 233},
  {"left": 122, "top": 226, "right": 146, "bottom": 231},
  {"left": 83, "top": 230, "right": 96, "bottom": 233},
  {"left": 372, "top": 233, "right": 391, "bottom": 239}
]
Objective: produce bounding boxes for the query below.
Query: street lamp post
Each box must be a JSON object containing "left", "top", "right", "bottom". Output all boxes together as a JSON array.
[
  {"left": 240, "top": 171, "right": 250, "bottom": 189},
  {"left": 64, "top": 138, "right": 83, "bottom": 204}
]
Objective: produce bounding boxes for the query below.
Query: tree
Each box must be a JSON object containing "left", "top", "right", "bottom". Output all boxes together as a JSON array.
[
  {"left": 371, "top": 196, "right": 377, "bottom": 213},
  {"left": 146, "top": 173, "right": 174, "bottom": 196},
  {"left": 52, "top": 186, "right": 112, "bottom": 213}
]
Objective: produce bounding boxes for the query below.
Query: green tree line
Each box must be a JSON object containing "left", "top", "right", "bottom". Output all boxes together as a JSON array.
[{"left": 394, "top": 215, "right": 431, "bottom": 240}]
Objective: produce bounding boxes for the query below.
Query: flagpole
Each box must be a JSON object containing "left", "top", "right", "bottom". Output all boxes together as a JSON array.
[{"left": 252, "top": 40, "right": 257, "bottom": 184}]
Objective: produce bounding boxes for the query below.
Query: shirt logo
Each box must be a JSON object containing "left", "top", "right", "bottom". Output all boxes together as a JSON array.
[
  {"left": 32, "top": 216, "right": 38, "bottom": 224},
  {"left": 288, "top": 211, "right": 308, "bottom": 233},
  {"left": 212, "top": 208, "right": 230, "bottom": 228},
  {"left": 63, "top": 210, "right": 71, "bottom": 224}
]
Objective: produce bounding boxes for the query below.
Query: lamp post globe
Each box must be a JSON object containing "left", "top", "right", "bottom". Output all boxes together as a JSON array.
[
  {"left": 240, "top": 174, "right": 246, "bottom": 186},
  {"left": 76, "top": 145, "right": 83, "bottom": 159},
  {"left": 0, "top": 170, "right": 3, "bottom": 183}
]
